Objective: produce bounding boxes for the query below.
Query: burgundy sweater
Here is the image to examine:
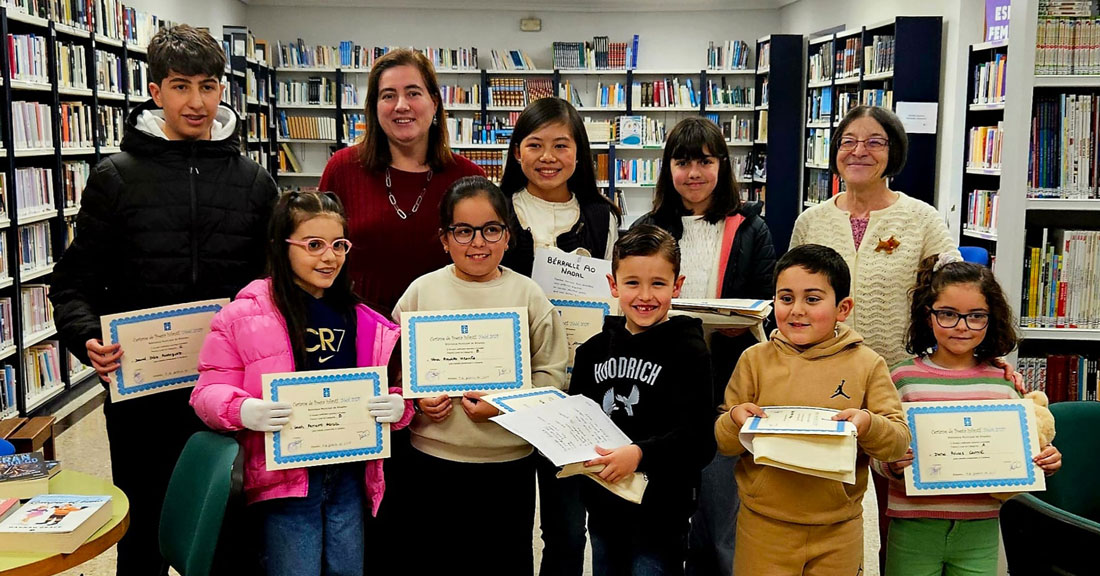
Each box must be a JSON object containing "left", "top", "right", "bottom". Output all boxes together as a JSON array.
[{"left": 319, "top": 147, "right": 484, "bottom": 312}]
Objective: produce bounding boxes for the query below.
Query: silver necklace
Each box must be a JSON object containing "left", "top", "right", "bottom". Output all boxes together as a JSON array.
[{"left": 385, "top": 167, "right": 433, "bottom": 220}]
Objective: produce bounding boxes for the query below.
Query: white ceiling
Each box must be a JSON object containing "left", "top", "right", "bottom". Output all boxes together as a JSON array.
[{"left": 240, "top": 0, "right": 800, "bottom": 11}]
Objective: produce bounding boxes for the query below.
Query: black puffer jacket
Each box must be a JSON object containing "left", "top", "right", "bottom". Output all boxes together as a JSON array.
[
  {"left": 50, "top": 100, "right": 278, "bottom": 365},
  {"left": 636, "top": 201, "right": 776, "bottom": 299}
]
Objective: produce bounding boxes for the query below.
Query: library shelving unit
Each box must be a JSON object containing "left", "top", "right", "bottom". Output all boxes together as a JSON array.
[
  {"left": 754, "top": 34, "right": 803, "bottom": 253},
  {"left": 224, "top": 26, "right": 276, "bottom": 174},
  {"left": 800, "top": 17, "right": 943, "bottom": 212},
  {"left": 959, "top": 38, "right": 1008, "bottom": 260},
  {"left": 994, "top": 0, "right": 1100, "bottom": 374},
  {"left": 0, "top": 4, "right": 176, "bottom": 418}
]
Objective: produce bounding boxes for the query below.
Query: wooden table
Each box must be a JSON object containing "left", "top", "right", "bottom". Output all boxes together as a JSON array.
[{"left": 0, "top": 470, "right": 130, "bottom": 576}]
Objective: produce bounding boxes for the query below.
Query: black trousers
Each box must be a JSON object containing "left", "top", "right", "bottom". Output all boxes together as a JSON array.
[{"left": 103, "top": 387, "right": 205, "bottom": 576}]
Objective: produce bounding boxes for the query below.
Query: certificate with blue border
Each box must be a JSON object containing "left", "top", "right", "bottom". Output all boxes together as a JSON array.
[
  {"left": 483, "top": 387, "right": 568, "bottom": 413},
  {"left": 904, "top": 399, "right": 1045, "bottom": 496},
  {"left": 549, "top": 297, "right": 617, "bottom": 378},
  {"left": 401, "top": 307, "right": 530, "bottom": 398},
  {"left": 262, "top": 367, "right": 389, "bottom": 471},
  {"left": 100, "top": 298, "right": 229, "bottom": 402}
]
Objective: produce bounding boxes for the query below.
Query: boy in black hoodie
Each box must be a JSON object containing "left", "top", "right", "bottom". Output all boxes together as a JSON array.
[{"left": 570, "top": 224, "right": 716, "bottom": 575}]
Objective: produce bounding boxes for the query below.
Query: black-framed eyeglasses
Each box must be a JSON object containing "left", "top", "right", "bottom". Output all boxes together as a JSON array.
[
  {"left": 838, "top": 137, "right": 889, "bottom": 152},
  {"left": 447, "top": 223, "right": 506, "bottom": 245},
  {"left": 930, "top": 308, "right": 989, "bottom": 330}
]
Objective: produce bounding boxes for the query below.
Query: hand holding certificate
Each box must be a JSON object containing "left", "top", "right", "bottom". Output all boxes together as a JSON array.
[
  {"left": 262, "top": 367, "right": 390, "bottom": 471},
  {"left": 903, "top": 399, "right": 1045, "bottom": 496},
  {"left": 99, "top": 298, "right": 229, "bottom": 402},
  {"left": 738, "top": 406, "right": 859, "bottom": 484},
  {"left": 401, "top": 307, "right": 530, "bottom": 398}
]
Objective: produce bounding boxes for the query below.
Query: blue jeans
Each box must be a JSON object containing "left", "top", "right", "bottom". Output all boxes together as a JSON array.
[
  {"left": 590, "top": 514, "right": 687, "bottom": 576},
  {"left": 686, "top": 453, "right": 740, "bottom": 576},
  {"left": 256, "top": 463, "right": 365, "bottom": 576}
]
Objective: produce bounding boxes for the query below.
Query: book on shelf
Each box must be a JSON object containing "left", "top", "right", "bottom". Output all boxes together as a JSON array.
[
  {"left": 583, "top": 120, "right": 612, "bottom": 144},
  {"left": 595, "top": 152, "right": 609, "bottom": 184},
  {"left": 12, "top": 101, "right": 53, "bottom": 150},
  {"left": 1029, "top": 93, "right": 1100, "bottom": 198},
  {"left": 965, "top": 190, "right": 1000, "bottom": 235},
  {"left": 0, "top": 363, "right": 14, "bottom": 417},
  {"left": 805, "top": 128, "right": 831, "bottom": 167},
  {"left": 128, "top": 59, "right": 149, "bottom": 98},
  {"left": 706, "top": 80, "right": 754, "bottom": 107},
  {"left": 617, "top": 116, "right": 644, "bottom": 146},
  {"left": 861, "top": 89, "right": 893, "bottom": 108},
  {"left": 14, "top": 167, "right": 55, "bottom": 218},
  {"left": 615, "top": 158, "right": 660, "bottom": 185},
  {"left": 440, "top": 83, "right": 480, "bottom": 106},
  {"left": 1022, "top": 228, "right": 1100, "bottom": 329},
  {"left": 23, "top": 341, "right": 62, "bottom": 398},
  {"left": 490, "top": 49, "right": 536, "bottom": 71},
  {"left": 756, "top": 110, "right": 768, "bottom": 141},
  {"left": 488, "top": 77, "right": 552, "bottom": 107},
  {"left": 62, "top": 161, "right": 90, "bottom": 208},
  {"left": 278, "top": 77, "right": 338, "bottom": 106},
  {"left": 808, "top": 40, "right": 834, "bottom": 83},
  {"left": 7, "top": 33, "right": 50, "bottom": 84},
  {"left": 707, "top": 40, "right": 751, "bottom": 70},
  {"left": 462, "top": 150, "right": 506, "bottom": 182},
  {"left": 18, "top": 224, "right": 52, "bottom": 273},
  {"left": 277, "top": 143, "right": 302, "bottom": 173},
  {"left": 758, "top": 40, "right": 771, "bottom": 69},
  {"left": 632, "top": 78, "right": 699, "bottom": 109},
  {"left": 20, "top": 284, "right": 53, "bottom": 334},
  {"left": 0, "top": 494, "right": 113, "bottom": 555},
  {"left": 1035, "top": 15, "right": 1100, "bottom": 74},
  {"left": 94, "top": 51, "right": 124, "bottom": 95},
  {"left": 864, "top": 34, "right": 895, "bottom": 75},
  {"left": 1019, "top": 354, "right": 1098, "bottom": 403},
  {"left": 807, "top": 86, "right": 832, "bottom": 124},
  {"left": 277, "top": 112, "right": 337, "bottom": 140},
  {"left": 973, "top": 53, "right": 1007, "bottom": 105},
  {"left": 835, "top": 37, "right": 862, "bottom": 79},
  {"left": 59, "top": 102, "right": 94, "bottom": 149},
  {"left": 553, "top": 35, "right": 636, "bottom": 70},
  {"left": 97, "top": 105, "right": 125, "bottom": 148},
  {"left": 56, "top": 41, "right": 89, "bottom": 90}
]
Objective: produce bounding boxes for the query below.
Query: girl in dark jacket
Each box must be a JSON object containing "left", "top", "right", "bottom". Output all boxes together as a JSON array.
[{"left": 635, "top": 116, "right": 775, "bottom": 576}]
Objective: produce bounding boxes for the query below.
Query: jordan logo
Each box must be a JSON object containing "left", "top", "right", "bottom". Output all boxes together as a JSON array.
[{"left": 831, "top": 379, "right": 850, "bottom": 399}]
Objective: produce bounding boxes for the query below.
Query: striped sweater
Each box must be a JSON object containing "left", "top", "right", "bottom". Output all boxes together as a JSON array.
[{"left": 872, "top": 357, "right": 1019, "bottom": 520}]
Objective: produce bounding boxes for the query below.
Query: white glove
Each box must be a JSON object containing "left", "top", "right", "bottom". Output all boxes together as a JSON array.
[
  {"left": 240, "top": 398, "right": 293, "bottom": 432},
  {"left": 368, "top": 393, "right": 406, "bottom": 424}
]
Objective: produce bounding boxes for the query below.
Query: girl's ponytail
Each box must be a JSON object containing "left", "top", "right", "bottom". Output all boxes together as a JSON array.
[{"left": 905, "top": 254, "right": 946, "bottom": 356}]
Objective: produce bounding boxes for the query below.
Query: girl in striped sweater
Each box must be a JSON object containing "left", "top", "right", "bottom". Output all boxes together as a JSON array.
[{"left": 874, "top": 254, "right": 1062, "bottom": 576}]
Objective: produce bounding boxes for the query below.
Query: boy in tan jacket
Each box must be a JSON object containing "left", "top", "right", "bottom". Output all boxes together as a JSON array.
[{"left": 715, "top": 244, "right": 910, "bottom": 574}]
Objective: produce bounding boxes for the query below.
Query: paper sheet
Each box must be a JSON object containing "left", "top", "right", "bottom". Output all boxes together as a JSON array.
[{"left": 491, "top": 394, "right": 631, "bottom": 467}]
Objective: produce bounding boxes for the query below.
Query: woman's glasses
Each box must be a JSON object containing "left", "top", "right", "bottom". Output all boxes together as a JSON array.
[
  {"left": 930, "top": 308, "right": 989, "bottom": 330},
  {"left": 838, "top": 137, "right": 889, "bottom": 152},
  {"left": 285, "top": 238, "right": 353, "bottom": 256},
  {"left": 447, "top": 223, "right": 506, "bottom": 245}
]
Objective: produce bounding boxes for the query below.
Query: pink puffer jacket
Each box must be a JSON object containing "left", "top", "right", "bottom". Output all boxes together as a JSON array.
[{"left": 190, "top": 278, "right": 410, "bottom": 514}]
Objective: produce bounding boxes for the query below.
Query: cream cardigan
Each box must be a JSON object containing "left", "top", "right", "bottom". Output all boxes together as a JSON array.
[{"left": 790, "top": 191, "right": 960, "bottom": 366}]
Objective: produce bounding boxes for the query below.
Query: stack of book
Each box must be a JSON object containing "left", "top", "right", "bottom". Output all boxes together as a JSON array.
[
  {"left": 0, "top": 452, "right": 56, "bottom": 500},
  {"left": 965, "top": 190, "right": 999, "bottom": 236},
  {"left": 1022, "top": 228, "right": 1100, "bottom": 329},
  {"left": 0, "top": 493, "right": 113, "bottom": 554},
  {"left": 490, "top": 50, "right": 536, "bottom": 71},
  {"left": 12, "top": 102, "right": 53, "bottom": 150},
  {"left": 967, "top": 122, "right": 1004, "bottom": 170},
  {"left": 973, "top": 53, "right": 1007, "bottom": 105},
  {"left": 633, "top": 77, "right": 699, "bottom": 108},
  {"left": 277, "top": 112, "right": 337, "bottom": 140},
  {"left": 834, "top": 37, "right": 862, "bottom": 79},
  {"left": 55, "top": 41, "right": 88, "bottom": 89},
  {"left": 1029, "top": 93, "right": 1100, "bottom": 198},
  {"left": 8, "top": 34, "right": 50, "bottom": 84},
  {"left": 864, "top": 35, "right": 895, "bottom": 75},
  {"left": 707, "top": 40, "right": 751, "bottom": 70},
  {"left": 553, "top": 35, "right": 638, "bottom": 70}
]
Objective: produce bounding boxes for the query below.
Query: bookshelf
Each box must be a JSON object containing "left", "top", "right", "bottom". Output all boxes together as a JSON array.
[
  {"left": 800, "top": 17, "right": 943, "bottom": 215},
  {"left": 0, "top": 2, "right": 187, "bottom": 419},
  {"left": 990, "top": 0, "right": 1100, "bottom": 400},
  {"left": 224, "top": 26, "right": 276, "bottom": 174},
  {"left": 754, "top": 34, "right": 803, "bottom": 253},
  {"left": 266, "top": 38, "right": 791, "bottom": 232},
  {"left": 959, "top": 39, "right": 1008, "bottom": 261}
]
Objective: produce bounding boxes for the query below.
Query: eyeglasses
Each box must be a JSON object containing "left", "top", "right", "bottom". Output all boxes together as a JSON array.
[
  {"left": 838, "top": 137, "right": 889, "bottom": 152},
  {"left": 447, "top": 223, "right": 506, "bottom": 245},
  {"left": 285, "top": 237, "right": 353, "bottom": 256},
  {"left": 930, "top": 308, "right": 989, "bottom": 330}
]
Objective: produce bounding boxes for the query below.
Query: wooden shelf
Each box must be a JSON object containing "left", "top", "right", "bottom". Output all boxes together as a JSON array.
[
  {"left": 1021, "top": 328, "right": 1100, "bottom": 341},
  {"left": 1026, "top": 198, "right": 1100, "bottom": 211}
]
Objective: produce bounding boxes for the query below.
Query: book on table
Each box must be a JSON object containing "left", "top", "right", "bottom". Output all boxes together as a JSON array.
[
  {"left": 0, "top": 494, "right": 113, "bottom": 554},
  {"left": 0, "top": 452, "right": 48, "bottom": 500}
]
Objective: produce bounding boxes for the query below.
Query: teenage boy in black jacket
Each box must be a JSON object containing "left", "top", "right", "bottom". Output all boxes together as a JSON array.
[
  {"left": 49, "top": 25, "right": 277, "bottom": 576},
  {"left": 570, "top": 225, "right": 716, "bottom": 575}
]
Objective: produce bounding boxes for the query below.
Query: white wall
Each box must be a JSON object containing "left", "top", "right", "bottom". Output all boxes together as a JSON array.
[
  {"left": 123, "top": 0, "right": 247, "bottom": 39},
  {"left": 243, "top": 6, "right": 780, "bottom": 70},
  {"left": 780, "top": 0, "right": 983, "bottom": 238}
]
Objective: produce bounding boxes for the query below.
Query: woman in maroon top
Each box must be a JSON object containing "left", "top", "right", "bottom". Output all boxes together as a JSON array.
[{"left": 320, "top": 49, "right": 483, "bottom": 312}]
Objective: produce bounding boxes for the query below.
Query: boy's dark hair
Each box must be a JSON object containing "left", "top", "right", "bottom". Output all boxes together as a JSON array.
[
  {"left": 359, "top": 49, "right": 454, "bottom": 172},
  {"left": 831, "top": 105, "right": 909, "bottom": 177},
  {"left": 500, "top": 97, "right": 620, "bottom": 223},
  {"left": 439, "top": 176, "right": 515, "bottom": 241},
  {"left": 147, "top": 25, "right": 226, "bottom": 85},
  {"left": 654, "top": 117, "right": 742, "bottom": 225},
  {"left": 612, "top": 224, "right": 681, "bottom": 277},
  {"left": 267, "top": 191, "right": 359, "bottom": 369},
  {"left": 775, "top": 244, "right": 851, "bottom": 302},
  {"left": 907, "top": 255, "right": 1018, "bottom": 362}
]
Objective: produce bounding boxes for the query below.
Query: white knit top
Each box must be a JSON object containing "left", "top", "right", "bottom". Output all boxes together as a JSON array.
[
  {"left": 790, "top": 191, "right": 960, "bottom": 366},
  {"left": 512, "top": 189, "right": 618, "bottom": 260},
  {"left": 678, "top": 216, "right": 725, "bottom": 298}
]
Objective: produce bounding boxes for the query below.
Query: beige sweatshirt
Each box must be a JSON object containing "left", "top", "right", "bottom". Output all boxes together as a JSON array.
[
  {"left": 715, "top": 323, "right": 910, "bottom": 525},
  {"left": 394, "top": 265, "right": 569, "bottom": 463}
]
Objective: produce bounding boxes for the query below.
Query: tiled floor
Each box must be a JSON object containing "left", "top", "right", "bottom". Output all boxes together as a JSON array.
[{"left": 50, "top": 395, "right": 881, "bottom": 576}]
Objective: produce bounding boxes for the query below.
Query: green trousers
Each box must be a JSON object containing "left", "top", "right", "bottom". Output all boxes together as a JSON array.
[{"left": 885, "top": 517, "right": 999, "bottom": 576}]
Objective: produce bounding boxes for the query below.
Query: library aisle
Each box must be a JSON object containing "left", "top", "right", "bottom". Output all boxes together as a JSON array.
[{"left": 45, "top": 395, "right": 884, "bottom": 576}]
